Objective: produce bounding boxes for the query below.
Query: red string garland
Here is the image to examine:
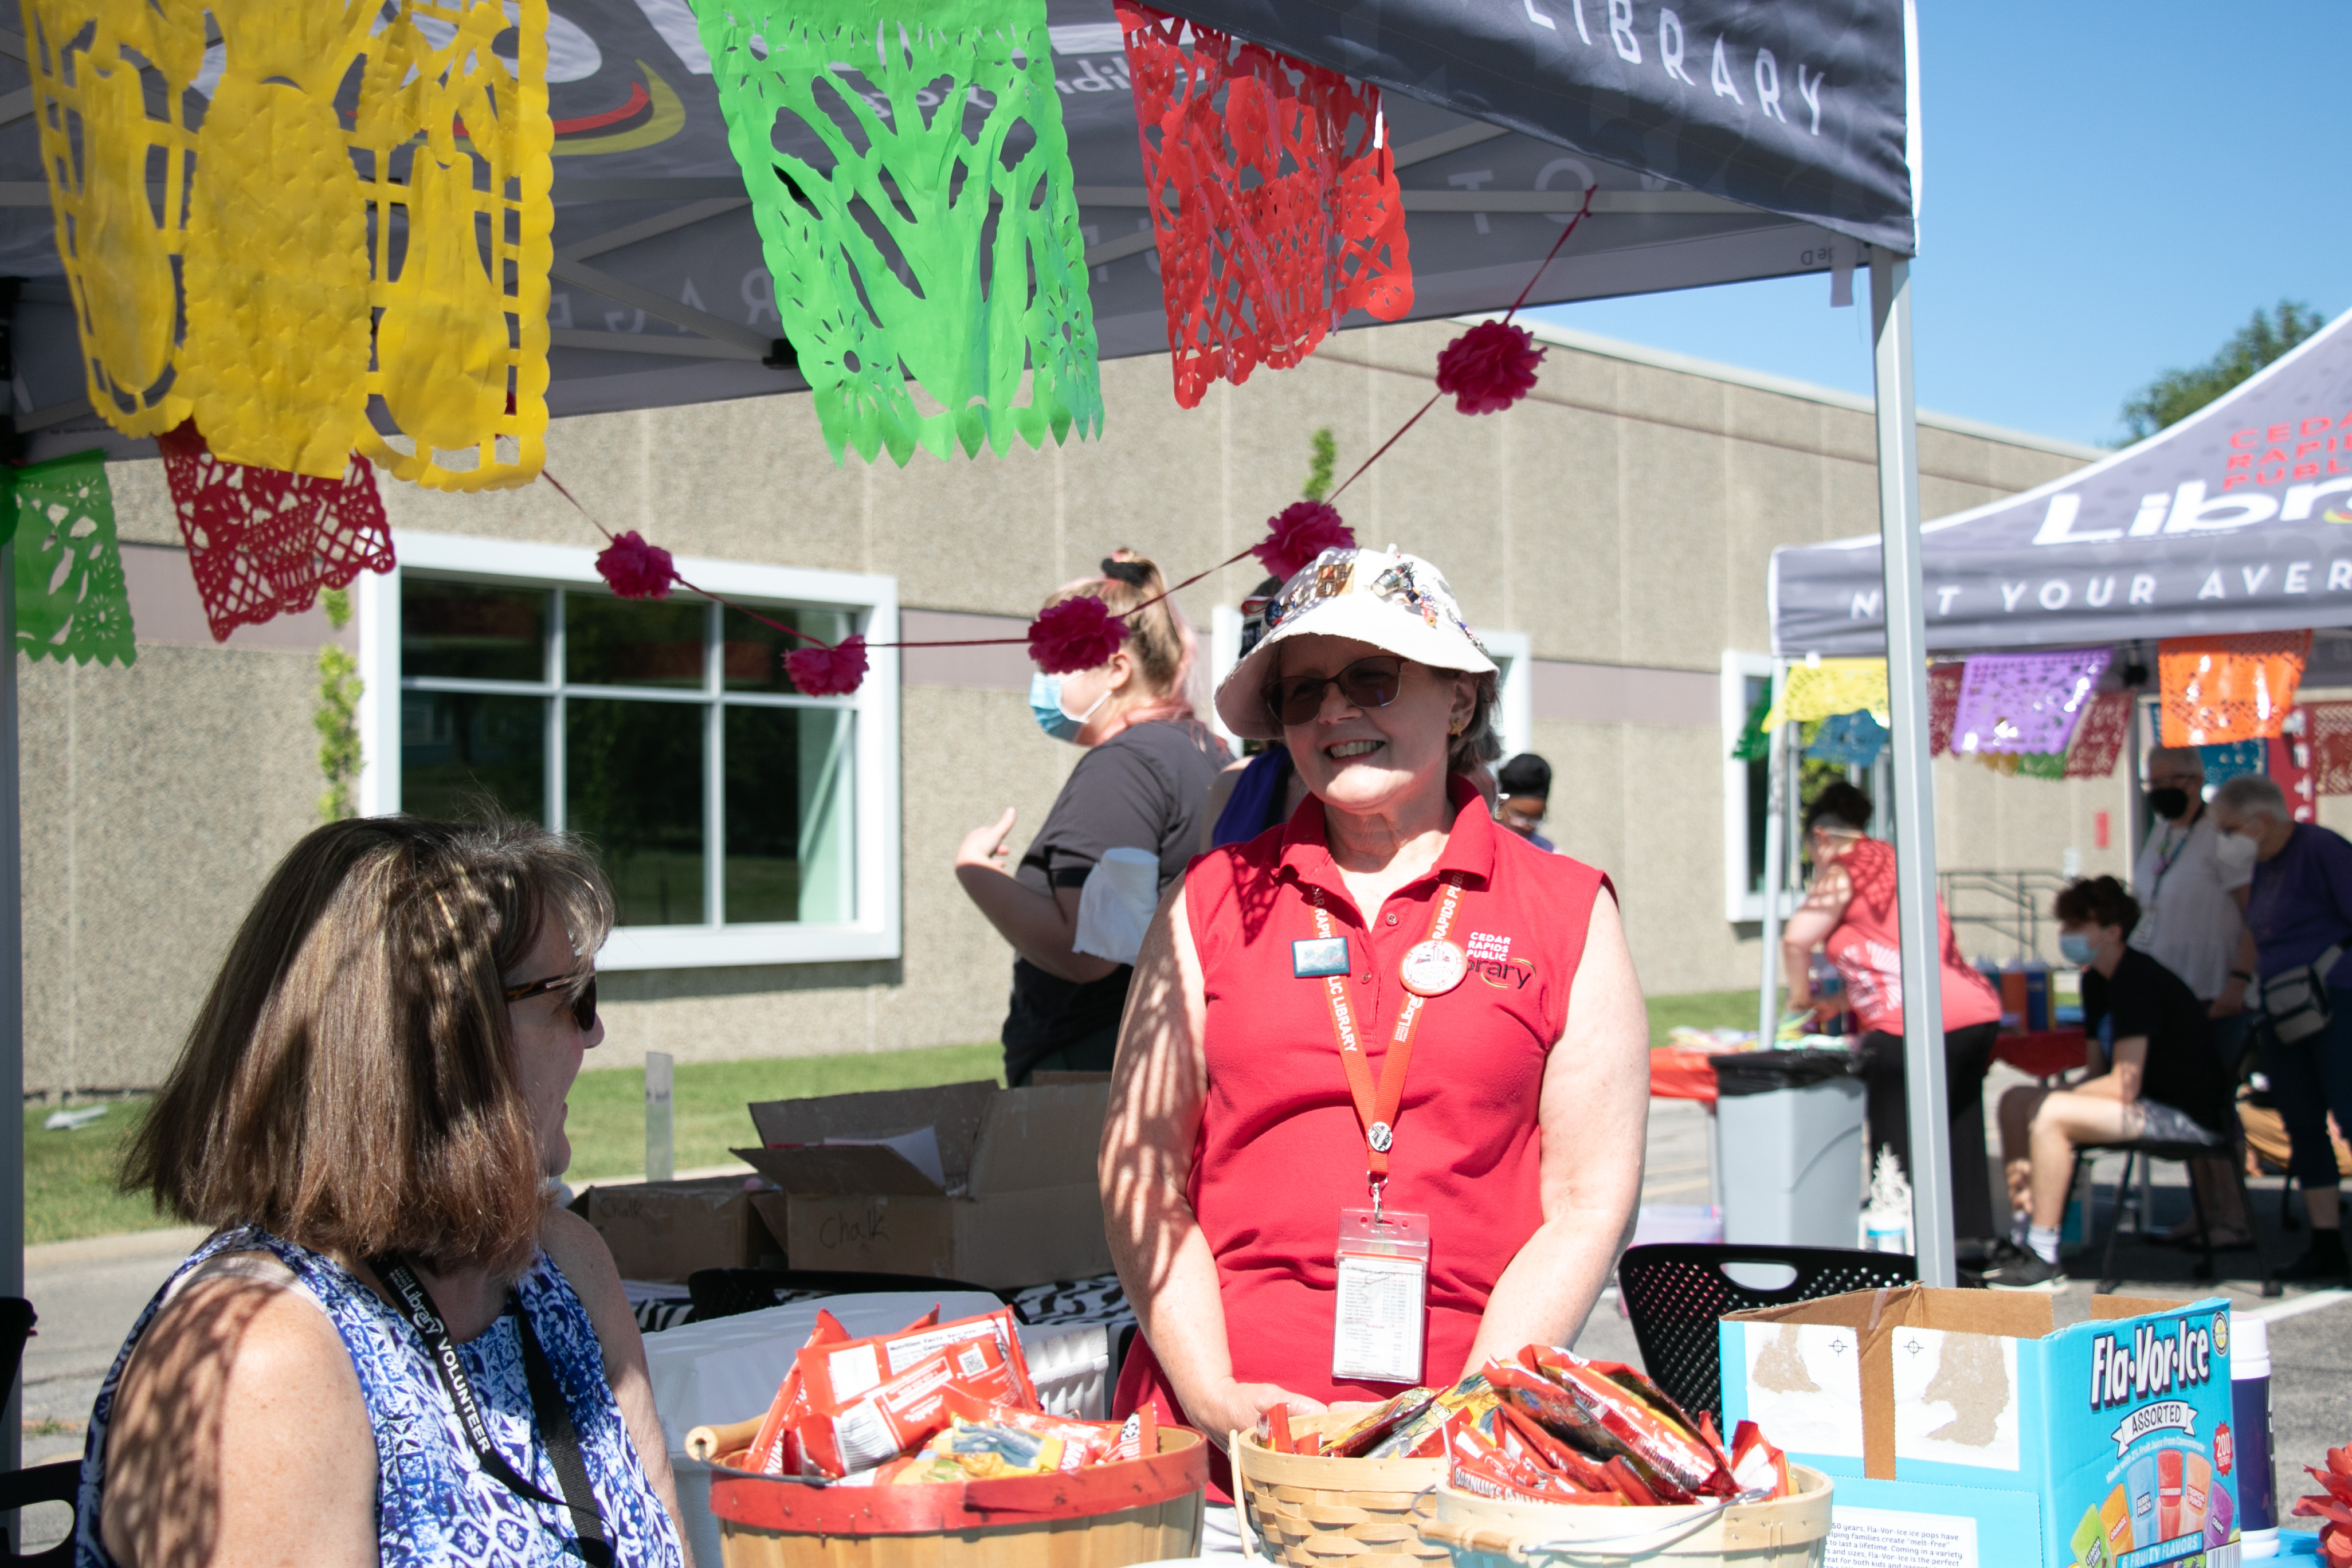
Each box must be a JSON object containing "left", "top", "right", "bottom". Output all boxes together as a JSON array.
[
  {"left": 156, "top": 422, "right": 394, "bottom": 642},
  {"left": 1116, "top": 0, "right": 1412, "bottom": 410}
]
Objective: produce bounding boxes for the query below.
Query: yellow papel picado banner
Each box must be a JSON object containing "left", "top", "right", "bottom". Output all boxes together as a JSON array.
[{"left": 22, "top": 0, "right": 553, "bottom": 489}]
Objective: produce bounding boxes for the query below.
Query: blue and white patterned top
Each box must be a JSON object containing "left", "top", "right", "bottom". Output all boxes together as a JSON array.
[{"left": 77, "top": 1225, "right": 685, "bottom": 1568}]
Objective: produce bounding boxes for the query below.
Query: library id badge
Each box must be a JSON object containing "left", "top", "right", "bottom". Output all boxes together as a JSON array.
[{"left": 1331, "top": 1209, "right": 1430, "bottom": 1385}]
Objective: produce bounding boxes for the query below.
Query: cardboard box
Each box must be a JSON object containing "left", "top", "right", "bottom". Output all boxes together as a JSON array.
[
  {"left": 732, "top": 1079, "right": 1112, "bottom": 1290},
  {"left": 575, "top": 1175, "right": 785, "bottom": 1285},
  {"left": 1722, "top": 1288, "right": 2241, "bottom": 1568}
]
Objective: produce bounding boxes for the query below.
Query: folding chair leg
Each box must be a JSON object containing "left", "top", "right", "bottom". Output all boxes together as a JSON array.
[
  {"left": 2232, "top": 1136, "right": 2282, "bottom": 1298},
  {"left": 2187, "top": 1162, "right": 2215, "bottom": 1283},
  {"left": 2099, "top": 1150, "right": 2135, "bottom": 1293}
]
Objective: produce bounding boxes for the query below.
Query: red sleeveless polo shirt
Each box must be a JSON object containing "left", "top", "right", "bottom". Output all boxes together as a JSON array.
[{"left": 1114, "top": 777, "right": 1610, "bottom": 1494}]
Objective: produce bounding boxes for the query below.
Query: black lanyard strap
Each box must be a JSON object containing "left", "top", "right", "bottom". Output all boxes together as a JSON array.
[{"left": 373, "top": 1256, "right": 613, "bottom": 1568}]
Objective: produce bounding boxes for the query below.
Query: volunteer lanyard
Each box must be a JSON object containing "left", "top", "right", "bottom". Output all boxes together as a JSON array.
[
  {"left": 1307, "top": 872, "right": 1468, "bottom": 1194},
  {"left": 372, "top": 1256, "right": 614, "bottom": 1568}
]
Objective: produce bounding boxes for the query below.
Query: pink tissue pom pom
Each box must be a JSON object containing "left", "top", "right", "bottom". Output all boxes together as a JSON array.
[
  {"left": 1252, "top": 500, "right": 1355, "bottom": 581},
  {"left": 1434, "top": 320, "right": 1545, "bottom": 415},
  {"left": 595, "top": 531, "right": 676, "bottom": 599},
  {"left": 1028, "top": 596, "right": 1128, "bottom": 675},
  {"left": 785, "top": 635, "right": 869, "bottom": 697}
]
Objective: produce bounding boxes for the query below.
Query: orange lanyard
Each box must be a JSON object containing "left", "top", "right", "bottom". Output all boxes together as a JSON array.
[{"left": 1307, "top": 873, "right": 1467, "bottom": 1183}]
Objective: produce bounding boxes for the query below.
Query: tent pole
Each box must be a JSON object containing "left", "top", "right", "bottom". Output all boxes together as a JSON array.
[
  {"left": 0, "top": 540, "right": 20, "bottom": 1477},
  {"left": 1869, "top": 247, "right": 1953, "bottom": 1288},
  {"left": 1757, "top": 665, "right": 1786, "bottom": 1050}
]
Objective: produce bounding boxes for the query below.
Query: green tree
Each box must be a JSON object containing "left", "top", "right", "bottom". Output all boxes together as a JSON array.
[
  {"left": 315, "top": 589, "right": 362, "bottom": 821},
  {"left": 1302, "top": 427, "right": 1336, "bottom": 503},
  {"left": 2118, "top": 300, "right": 2324, "bottom": 442}
]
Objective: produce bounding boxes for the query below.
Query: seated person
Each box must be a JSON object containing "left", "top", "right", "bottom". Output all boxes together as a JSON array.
[{"left": 1988, "top": 876, "right": 2235, "bottom": 1288}]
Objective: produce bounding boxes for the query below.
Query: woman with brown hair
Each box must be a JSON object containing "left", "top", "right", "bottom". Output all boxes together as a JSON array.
[
  {"left": 79, "top": 817, "right": 686, "bottom": 1567},
  {"left": 955, "top": 554, "right": 1228, "bottom": 1085}
]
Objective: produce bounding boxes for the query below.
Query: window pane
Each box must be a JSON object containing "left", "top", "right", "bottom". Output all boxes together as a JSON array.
[
  {"left": 403, "top": 580, "right": 547, "bottom": 682},
  {"left": 725, "top": 705, "right": 854, "bottom": 923},
  {"left": 722, "top": 605, "right": 856, "bottom": 696},
  {"left": 567, "top": 699, "right": 705, "bottom": 926},
  {"left": 402, "top": 692, "right": 546, "bottom": 822},
  {"left": 566, "top": 593, "right": 707, "bottom": 689}
]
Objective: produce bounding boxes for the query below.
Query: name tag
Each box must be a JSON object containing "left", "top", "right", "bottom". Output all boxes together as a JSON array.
[{"left": 1292, "top": 936, "right": 1350, "bottom": 978}]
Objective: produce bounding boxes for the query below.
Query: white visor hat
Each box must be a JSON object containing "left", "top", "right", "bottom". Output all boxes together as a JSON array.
[{"left": 1214, "top": 547, "right": 1497, "bottom": 741}]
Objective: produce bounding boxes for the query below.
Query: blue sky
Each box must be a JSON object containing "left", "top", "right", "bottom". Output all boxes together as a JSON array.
[{"left": 1527, "top": 2, "right": 2351, "bottom": 450}]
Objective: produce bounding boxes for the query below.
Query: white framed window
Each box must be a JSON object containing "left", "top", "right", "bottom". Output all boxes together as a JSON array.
[
  {"left": 354, "top": 532, "right": 901, "bottom": 970},
  {"left": 1722, "top": 649, "right": 1775, "bottom": 923},
  {"left": 1205, "top": 609, "right": 1532, "bottom": 761}
]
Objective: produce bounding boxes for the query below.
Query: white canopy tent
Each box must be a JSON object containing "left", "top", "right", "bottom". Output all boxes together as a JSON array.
[{"left": 0, "top": 0, "right": 1945, "bottom": 1417}]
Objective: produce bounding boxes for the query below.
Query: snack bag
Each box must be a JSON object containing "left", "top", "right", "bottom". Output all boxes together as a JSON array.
[
  {"left": 1448, "top": 1419, "right": 1619, "bottom": 1506},
  {"left": 1728, "top": 1420, "right": 1790, "bottom": 1501},
  {"left": 1526, "top": 1350, "right": 1730, "bottom": 1499},
  {"left": 1321, "top": 1388, "right": 1440, "bottom": 1457},
  {"left": 801, "top": 1334, "right": 1023, "bottom": 1477},
  {"left": 796, "top": 1306, "right": 1038, "bottom": 1418},
  {"left": 1106, "top": 1406, "right": 1158, "bottom": 1464},
  {"left": 1494, "top": 1403, "right": 1616, "bottom": 1495},
  {"left": 746, "top": 1310, "right": 850, "bottom": 1476},
  {"left": 1260, "top": 1405, "right": 1295, "bottom": 1455},
  {"left": 942, "top": 1392, "right": 1126, "bottom": 1470},
  {"left": 1488, "top": 1362, "right": 1665, "bottom": 1492},
  {"left": 1370, "top": 1371, "right": 1498, "bottom": 1459},
  {"left": 928, "top": 1420, "right": 1067, "bottom": 1479}
]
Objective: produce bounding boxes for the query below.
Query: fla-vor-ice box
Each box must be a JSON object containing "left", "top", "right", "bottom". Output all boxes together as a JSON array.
[
  {"left": 732, "top": 1080, "right": 1112, "bottom": 1290},
  {"left": 1721, "top": 1287, "right": 2240, "bottom": 1568}
]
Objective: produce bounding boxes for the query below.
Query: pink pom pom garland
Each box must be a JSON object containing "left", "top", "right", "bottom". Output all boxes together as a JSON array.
[
  {"left": 785, "top": 635, "right": 871, "bottom": 697},
  {"left": 539, "top": 175, "right": 1594, "bottom": 705},
  {"left": 1253, "top": 501, "right": 1357, "bottom": 580},
  {"left": 594, "top": 530, "right": 677, "bottom": 599},
  {"left": 1434, "top": 320, "right": 1546, "bottom": 415},
  {"left": 1028, "top": 596, "right": 1131, "bottom": 675}
]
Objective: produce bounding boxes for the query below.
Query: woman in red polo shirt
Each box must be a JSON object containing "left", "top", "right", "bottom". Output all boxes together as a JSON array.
[{"left": 1099, "top": 548, "right": 1649, "bottom": 1537}]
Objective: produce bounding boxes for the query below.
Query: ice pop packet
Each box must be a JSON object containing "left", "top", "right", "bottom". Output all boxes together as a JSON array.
[
  {"left": 1486, "top": 1362, "right": 1679, "bottom": 1498},
  {"left": 1729, "top": 1420, "right": 1790, "bottom": 1501}
]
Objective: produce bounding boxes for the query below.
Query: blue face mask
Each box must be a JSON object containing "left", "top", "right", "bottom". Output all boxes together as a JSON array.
[
  {"left": 1028, "top": 671, "right": 1106, "bottom": 744},
  {"left": 2059, "top": 931, "right": 2098, "bottom": 967}
]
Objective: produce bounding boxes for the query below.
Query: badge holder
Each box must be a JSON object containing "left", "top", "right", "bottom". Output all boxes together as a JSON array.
[{"left": 1331, "top": 1202, "right": 1431, "bottom": 1385}]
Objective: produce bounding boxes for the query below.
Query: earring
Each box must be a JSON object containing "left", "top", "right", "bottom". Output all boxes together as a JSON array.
[{"left": 1449, "top": 719, "right": 1465, "bottom": 737}]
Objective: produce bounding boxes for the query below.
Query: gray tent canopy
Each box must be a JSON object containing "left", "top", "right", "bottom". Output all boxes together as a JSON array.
[
  {"left": 1773, "top": 307, "right": 2352, "bottom": 658},
  {"left": 0, "top": 0, "right": 1914, "bottom": 457}
]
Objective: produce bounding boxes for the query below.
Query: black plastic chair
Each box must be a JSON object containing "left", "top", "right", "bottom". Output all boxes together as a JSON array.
[
  {"left": 0, "top": 1297, "right": 80, "bottom": 1566},
  {"left": 2073, "top": 1136, "right": 2279, "bottom": 1298},
  {"left": 685, "top": 1268, "right": 1014, "bottom": 1323},
  {"left": 1616, "top": 1244, "right": 1919, "bottom": 1422}
]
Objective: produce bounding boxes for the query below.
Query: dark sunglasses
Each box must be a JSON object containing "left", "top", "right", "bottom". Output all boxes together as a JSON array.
[
  {"left": 1265, "top": 656, "right": 1404, "bottom": 728},
  {"left": 504, "top": 971, "right": 598, "bottom": 1035}
]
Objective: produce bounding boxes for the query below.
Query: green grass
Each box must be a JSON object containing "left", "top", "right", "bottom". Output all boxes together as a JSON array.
[
  {"left": 1647, "top": 988, "right": 1763, "bottom": 1049},
  {"left": 24, "top": 1100, "right": 178, "bottom": 1245},
  {"left": 559, "top": 1044, "right": 1003, "bottom": 1181},
  {"left": 30, "top": 994, "right": 1757, "bottom": 1246},
  {"left": 22, "top": 1044, "right": 1006, "bottom": 1247}
]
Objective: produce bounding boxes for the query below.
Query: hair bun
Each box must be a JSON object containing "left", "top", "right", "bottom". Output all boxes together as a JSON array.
[{"left": 1100, "top": 558, "right": 1151, "bottom": 587}]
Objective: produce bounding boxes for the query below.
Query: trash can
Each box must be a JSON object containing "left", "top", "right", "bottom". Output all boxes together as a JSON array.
[{"left": 1708, "top": 1050, "right": 1867, "bottom": 1248}]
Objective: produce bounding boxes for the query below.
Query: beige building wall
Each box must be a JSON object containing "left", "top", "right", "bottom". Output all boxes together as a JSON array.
[{"left": 19, "top": 319, "right": 2110, "bottom": 1092}]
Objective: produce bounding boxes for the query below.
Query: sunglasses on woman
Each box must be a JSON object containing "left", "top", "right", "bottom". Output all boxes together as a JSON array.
[
  {"left": 1264, "top": 656, "right": 1404, "bottom": 728},
  {"left": 504, "top": 971, "right": 598, "bottom": 1034}
]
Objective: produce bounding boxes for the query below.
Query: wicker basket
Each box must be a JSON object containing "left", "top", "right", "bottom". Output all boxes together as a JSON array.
[
  {"left": 707, "top": 1427, "right": 1208, "bottom": 1568},
  {"left": 1410, "top": 1464, "right": 1834, "bottom": 1568},
  {"left": 1230, "top": 1409, "right": 1450, "bottom": 1564}
]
